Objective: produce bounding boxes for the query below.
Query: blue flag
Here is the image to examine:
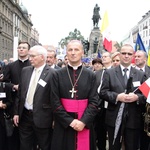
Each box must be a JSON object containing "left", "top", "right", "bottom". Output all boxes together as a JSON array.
[
  {"left": 135, "top": 33, "right": 146, "bottom": 52},
  {"left": 97, "top": 51, "right": 101, "bottom": 58}
]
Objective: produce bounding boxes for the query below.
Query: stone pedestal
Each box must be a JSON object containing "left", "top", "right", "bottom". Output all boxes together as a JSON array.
[{"left": 88, "top": 27, "right": 103, "bottom": 58}]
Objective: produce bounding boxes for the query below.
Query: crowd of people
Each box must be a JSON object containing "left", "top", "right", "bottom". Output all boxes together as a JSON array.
[{"left": 0, "top": 40, "right": 150, "bottom": 150}]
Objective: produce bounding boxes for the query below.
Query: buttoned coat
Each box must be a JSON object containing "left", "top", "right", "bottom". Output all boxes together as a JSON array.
[
  {"left": 15, "top": 64, "right": 55, "bottom": 128},
  {"left": 100, "top": 65, "right": 147, "bottom": 129}
]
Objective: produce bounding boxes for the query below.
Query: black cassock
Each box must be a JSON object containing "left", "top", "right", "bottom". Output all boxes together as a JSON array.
[{"left": 51, "top": 65, "right": 99, "bottom": 150}]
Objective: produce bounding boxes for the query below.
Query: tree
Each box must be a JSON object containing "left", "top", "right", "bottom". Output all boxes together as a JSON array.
[{"left": 59, "top": 29, "right": 85, "bottom": 48}]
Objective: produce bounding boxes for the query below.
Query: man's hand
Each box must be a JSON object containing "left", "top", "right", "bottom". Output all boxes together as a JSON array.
[
  {"left": 117, "top": 92, "right": 138, "bottom": 103},
  {"left": 70, "top": 119, "right": 85, "bottom": 131},
  {"left": 125, "top": 92, "right": 139, "bottom": 103},
  {"left": 13, "top": 84, "right": 19, "bottom": 91},
  {"left": 116, "top": 93, "right": 128, "bottom": 103},
  {"left": 0, "top": 100, "right": 7, "bottom": 109},
  {"left": 13, "top": 115, "right": 19, "bottom": 127}
]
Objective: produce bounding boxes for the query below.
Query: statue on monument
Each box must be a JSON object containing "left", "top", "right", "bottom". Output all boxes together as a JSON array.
[
  {"left": 93, "top": 37, "right": 99, "bottom": 53},
  {"left": 92, "top": 4, "right": 101, "bottom": 28}
]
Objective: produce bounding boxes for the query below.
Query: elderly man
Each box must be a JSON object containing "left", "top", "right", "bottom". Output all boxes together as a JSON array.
[
  {"left": 102, "top": 51, "right": 112, "bottom": 69},
  {"left": 13, "top": 45, "right": 55, "bottom": 150},
  {"left": 46, "top": 49, "right": 60, "bottom": 69}
]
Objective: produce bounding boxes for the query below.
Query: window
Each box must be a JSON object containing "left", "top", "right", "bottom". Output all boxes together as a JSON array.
[{"left": 146, "top": 30, "right": 148, "bottom": 37}]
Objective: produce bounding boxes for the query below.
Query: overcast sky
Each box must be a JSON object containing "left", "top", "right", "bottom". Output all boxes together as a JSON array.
[{"left": 22, "top": 0, "right": 150, "bottom": 46}]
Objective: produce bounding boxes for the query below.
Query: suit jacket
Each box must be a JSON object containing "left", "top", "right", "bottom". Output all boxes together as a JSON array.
[
  {"left": 2, "top": 59, "right": 31, "bottom": 116},
  {"left": 144, "top": 65, "right": 150, "bottom": 78},
  {"left": 95, "top": 69, "right": 105, "bottom": 107},
  {"left": 95, "top": 69, "right": 104, "bottom": 86},
  {"left": 15, "top": 64, "right": 55, "bottom": 128},
  {"left": 100, "top": 65, "right": 147, "bottom": 129},
  {"left": 0, "top": 82, "right": 12, "bottom": 126},
  {"left": 54, "top": 65, "right": 61, "bottom": 70}
]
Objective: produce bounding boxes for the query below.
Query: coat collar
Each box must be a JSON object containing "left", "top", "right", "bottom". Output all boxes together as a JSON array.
[
  {"left": 35, "top": 64, "right": 50, "bottom": 91},
  {"left": 115, "top": 66, "right": 136, "bottom": 88}
]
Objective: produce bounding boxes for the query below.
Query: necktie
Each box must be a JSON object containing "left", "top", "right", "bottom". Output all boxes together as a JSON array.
[
  {"left": 27, "top": 69, "right": 39, "bottom": 105},
  {"left": 123, "top": 68, "right": 128, "bottom": 87},
  {"left": 140, "top": 69, "right": 143, "bottom": 71}
]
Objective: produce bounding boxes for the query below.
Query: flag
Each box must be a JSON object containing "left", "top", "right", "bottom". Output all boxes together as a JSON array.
[
  {"left": 129, "top": 32, "right": 135, "bottom": 64},
  {"left": 138, "top": 78, "right": 150, "bottom": 103},
  {"left": 147, "top": 42, "right": 150, "bottom": 66},
  {"left": 101, "top": 11, "right": 112, "bottom": 52},
  {"left": 97, "top": 51, "right": 101, "bottom": 58},
  {"left": 135, "top": 33, "right": 146, "bottom": 52}
]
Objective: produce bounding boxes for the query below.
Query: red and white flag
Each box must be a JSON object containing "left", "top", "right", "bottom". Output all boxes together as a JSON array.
[
  {"left": 138, "top": 78, "right": 150, "bottom": 103},
  {"left": 101, "top": 11, "right": 112, "bottom": 52}
]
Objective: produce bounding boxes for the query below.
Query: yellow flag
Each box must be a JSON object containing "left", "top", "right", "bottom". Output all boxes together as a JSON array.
[
  {"left": 101, "top": 11, "right": 109, "bottom": 33},
  {"left": 147, "top": 48, "right": 150, "bottom": 66}
]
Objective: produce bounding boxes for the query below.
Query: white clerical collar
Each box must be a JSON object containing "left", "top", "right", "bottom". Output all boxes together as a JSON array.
[
  {"left": 18, "top": 58, "right": 29, "bottom": 62},
  {"left": 68, "top": 63, "right": 82, "bottom": 70}
]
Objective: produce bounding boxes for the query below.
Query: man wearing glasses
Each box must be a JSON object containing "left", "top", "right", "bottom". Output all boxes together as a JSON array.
[
  {"left": 13, "top": 45, "right": 55, "bottom": 150},
  {"left": 100, "top": 44, "right": 146, "bottom": 150}
]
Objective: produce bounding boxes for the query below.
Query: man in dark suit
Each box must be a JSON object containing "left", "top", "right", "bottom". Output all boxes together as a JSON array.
[
  {"left": 94, "top": 52, "right": 112, "bottom": 150},
  {"left": 0, "top": 64, "right": 13, "bottom": 150},
  {"left": 100, "top": 44, "right": 146, "bottom": 150},
  {"left": 134, "top": 50, "right": 150, "bottom": 150},
  {"left": 46, "top": 49, "right": 61, "bottom": 69},
  {"left": 3, "top": 41, "right": 31, "bottom": 150},
  {"left": 13, "top": 45, "right": 55, "bottom": 150}
]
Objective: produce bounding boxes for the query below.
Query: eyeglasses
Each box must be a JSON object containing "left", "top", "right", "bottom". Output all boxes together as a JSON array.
[
  {"left": 17, "top": 47, "right": 28, "bottom": 50},
  {"left": 112, "top": 59, "right": 120, "bottom": 62},
  {"left": 121, "top": 52, "right": 133, "bottom": 56}
]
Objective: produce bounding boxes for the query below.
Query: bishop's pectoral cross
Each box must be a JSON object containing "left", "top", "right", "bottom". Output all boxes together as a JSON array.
[{"left": 69, "top": 87, "right": 77, "bottom": 98}]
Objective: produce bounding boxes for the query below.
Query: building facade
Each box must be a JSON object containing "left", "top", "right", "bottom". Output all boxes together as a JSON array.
[
  {"left": 0, "top": 0, "right": 39, "bottom": 61},
  {"left": 122, "top": 10, "right": 150, "bottom": 51},
  {"left": 138, "top": 10, "right": 150, "bottom": 49}
]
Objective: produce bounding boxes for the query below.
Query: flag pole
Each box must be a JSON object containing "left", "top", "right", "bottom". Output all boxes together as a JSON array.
[{"left": 133, "top": 87, "right": 138, "bottom": 93}]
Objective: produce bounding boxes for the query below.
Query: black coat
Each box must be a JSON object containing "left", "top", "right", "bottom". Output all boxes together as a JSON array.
[
  {"left": 100, "top": 66, "right": 147, "bottom": 129},
  {"left": 0, "top": 82, "right": 12, "bottom": 126},
  {"left": 15, "top": 64, "right": 55, "bottom": 128}
]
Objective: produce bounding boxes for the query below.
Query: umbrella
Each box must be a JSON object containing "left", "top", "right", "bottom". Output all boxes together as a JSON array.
[{"left": 113, "top": 76, "right": 133, "bottom": 145}]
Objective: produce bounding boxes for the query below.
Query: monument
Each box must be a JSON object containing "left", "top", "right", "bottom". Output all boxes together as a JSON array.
[{"left": 88, "top": 4, "right": 103, "bottom": 58}]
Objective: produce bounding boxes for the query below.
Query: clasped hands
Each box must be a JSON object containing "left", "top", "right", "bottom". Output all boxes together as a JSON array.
[
  {"left": 70, "top": 119, "right": 85, "bottom": 132},
  {"left": 117, "top": 92, "right": 138, "bottom": 103}
]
